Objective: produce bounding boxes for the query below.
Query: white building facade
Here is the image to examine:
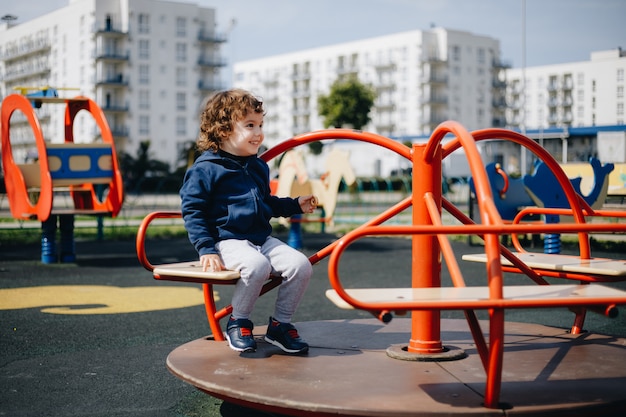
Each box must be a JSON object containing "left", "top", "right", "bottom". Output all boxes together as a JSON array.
[
  {"left": 488, "top": 48, "right": 626, "bottom": 173},
  {"left": 0, "top": 0, "right": 225, "bottom": 170},
  {"left": 233, "top": 28, "right": 507, "bottom": 177},
  {"left": 507, "top": 48, "right": 626, "bottom": 132}
]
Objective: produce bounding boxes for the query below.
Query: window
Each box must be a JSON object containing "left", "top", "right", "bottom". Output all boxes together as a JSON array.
[
  {"left": 138, "top": 64, "right": 150, "bottom": 84},
  {"left": 618, "top": 103, "right": 624, "bottom": 116},
  {"left": 139, "top": 90, "right": 150, "bottom": 109},
  {"left": 176, "top": 17, "right": 186, "bottom": 37},
  {"left": 176, "top": 67, "right": 187, "bottom": 86},
  {"left": 176, "top": 43, "right": 187, "bottom": 62},
  {"left": 176, "top": 116, "right": 187, "bottom": 135},
  {"left": 477, "top": 48, "right": 485, "bottom": 64},
  {"left": 138, "top": 39, "right": 150, "bottom": 59},
  {"left": 176, "top": 92, "right": 186, "bottom": 110},
  {"left": 618, "top": 86, "right": 624, "bottom": 99},
  {"left": 618, "top": 68, "right": 624, "bottom": 82},
  {"left": 451, "top": 45, "right": 461, "bottom": 61},
  {"left": 138, "top": 14, "right": 150, "bottom": 34},
  {"left": 139, "top": 115, "right": 150, "bottom": 135}
]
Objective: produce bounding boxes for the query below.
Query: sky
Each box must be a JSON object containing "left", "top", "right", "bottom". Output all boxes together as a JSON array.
[{"left": 5, "top": 0, "right": 626, "bottom": 70}]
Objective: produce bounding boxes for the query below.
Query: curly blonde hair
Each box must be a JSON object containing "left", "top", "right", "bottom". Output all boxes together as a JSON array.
[{"left": 196, "top": 89, "right": 265, "bottom": 153}]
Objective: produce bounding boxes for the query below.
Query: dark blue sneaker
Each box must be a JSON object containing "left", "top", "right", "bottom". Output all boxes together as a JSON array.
[
  {"left": 264, "top": 317, "right": 309, "bottom": 354},
  {"left": 226, "top": 317, "right": 256, "bottom": 352}
]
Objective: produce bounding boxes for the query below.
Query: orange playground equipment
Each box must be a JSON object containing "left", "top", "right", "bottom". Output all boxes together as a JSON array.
[
  {"left": 1, "top": 91, "right": 124, "bottom": 262},
  {"left": 137, "top": 124, "right": 626, "bottom": 414}
]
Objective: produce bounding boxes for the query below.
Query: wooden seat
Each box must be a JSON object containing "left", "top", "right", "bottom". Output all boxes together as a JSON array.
[
  {"left": 153, "top": 261, "right": 241, "bottom": 282},
  {"left": 462, "top": 252, "right": 626, "bottom": 277},
  {"left": 326, "top": 284, "right": 626, "bottom": 311}
]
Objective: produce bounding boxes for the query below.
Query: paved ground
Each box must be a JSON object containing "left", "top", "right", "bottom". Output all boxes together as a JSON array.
[{"left": 1, "top": 231, "right": 626, "bottom": 417}]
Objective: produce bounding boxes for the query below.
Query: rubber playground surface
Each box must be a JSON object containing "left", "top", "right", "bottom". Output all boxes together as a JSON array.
[{"left": 2, "top": 231, "right": 626, "bottom": 417}]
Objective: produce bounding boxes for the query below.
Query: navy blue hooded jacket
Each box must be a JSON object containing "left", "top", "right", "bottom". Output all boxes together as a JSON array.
[{"left": 180, "top": 150, "right": 303, "bottom": 256}]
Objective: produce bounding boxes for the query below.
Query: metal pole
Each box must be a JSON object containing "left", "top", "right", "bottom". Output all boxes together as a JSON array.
[{"left": 408, "top": 142, "right": 443, "bottom": 353}]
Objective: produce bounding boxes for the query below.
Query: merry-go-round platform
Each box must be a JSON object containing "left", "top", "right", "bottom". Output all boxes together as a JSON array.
[{"left": 166, "top": 318, "right": 626, "bottom": 417}]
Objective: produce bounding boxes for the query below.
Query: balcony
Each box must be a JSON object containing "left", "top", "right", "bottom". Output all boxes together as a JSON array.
[
  {"left": 337, "top": 65, "right": 358, "bottom": 76},
  {"left": 421, "top": 95, "right": 448, "bottom": 106},
  {"left": 2, "top": 65, "right": 50, "bottom": 82},
  {"left": 373, "top": 60, "right": 396, "bottom": 70},
  {"left": 375, "top": 82, "right": 396, "bottom": 92},
  {"left": 291, "top": 107, "right": 311, "bottom": 117},
  {"left": 375, "top": 102, "right": 395, "bottom": 111},
  {"left": 374, "top": 122, "right": 395, "bottom": 133},
  {"left": 492, "top": 116, "right": 507, "bottom": 127},
  {"left": 291, "top": 89, "right": 311, "bottom": 99},
  {"left": 492, "top": 79, "right": 507, "bottom": 89},
  {"left": 197, "top": 30, "right": 227, "bottom": 43},
  {"left": 547, "top": 82, "right": 560, "bottom": 92},
  {"left": 492, "top": 59, "right": 512, "bottom": 69},
  {"left": 95, "top": 50, "right": 129, "bottom": 62},
  {"left": 197, "top": 56, "right": 227, "bottom": 68},
  {"left": 1, "top": 39, "right": 51, "bottom": 61},
  {"left": 101, "top": 103, "right": 129, "bottom": 113},
  {"left": 291, "top": 71, "right": 311, "bottom": 81},
  {"left": 421, "top": 55, "right": 447, "bottom": 65},
  {"left": 198, "top": 80, "right": 225, "bottom": 92},
  {"left": 96, "top": 75, "right": 128, "bottom": 87},
  {"left": 547, "top": 98, "right": 560, "bottom": 107},
  {"left": 492, "top": 98, "right": 507, "bottom": 108},
  {"left": 562, "top": 96, "right": 573, "bottom": 107},
  {"left": 420, "top": 73, "right": 448, "bottom": 85},
  {"left": 95, "top": 23, "right": 128, "bottom": 38},
  {"left": 110, "top": 126, "right": 129, "bottom": 137}
]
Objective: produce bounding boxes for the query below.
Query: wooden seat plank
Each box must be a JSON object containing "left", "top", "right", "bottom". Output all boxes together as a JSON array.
[
  {"left": 153, "top": 261, "right": 240, "bottom": 280},
  {"left": 462, "top": 252, "right": 626, "bottom": 277},
  {"left": 326, "top": 284, "right": 626, "bottom": 310}
]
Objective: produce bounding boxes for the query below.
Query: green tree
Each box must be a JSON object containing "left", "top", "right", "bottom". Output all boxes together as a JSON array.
[
  {"left": 119, "top": 140, "right": 170, "bottom": 191},
  {"left": 317, "top": 75, "right": 376, "bottom": 130}
]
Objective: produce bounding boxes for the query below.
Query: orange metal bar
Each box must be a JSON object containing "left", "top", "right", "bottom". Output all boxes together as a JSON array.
[
  {"left": 202, "top": 284, "right": 225, "bottom": 341},
  {"left": 64, "top": 97, "right": 124, "bottom": 217},
  {"left": 409, "top": 143, "right": 443, "bottom": 354},
  {"left": 494, "top": 163, "right": 509, "bottom": 198},
  {"left": 511, "top": 207, "right": 626, "bottom": 256},
  {"left": 0, "top": 94, "right": 53, "bottom": 221},
  {"left": 426, "top": 192, "right": 491, "bottom": 370},
  {"left": 424, "top": 193, "right": 465, "bottom": 288},
  {"left": 136, "top": 210, "right": 182, "bottom": 271},
  {"left": 260, "top": 128, "right": 412, "bottom": 163}
]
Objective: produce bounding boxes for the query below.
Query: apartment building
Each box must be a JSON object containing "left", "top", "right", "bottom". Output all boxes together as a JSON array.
[
  {"left": 233, "top": 27, "right": 507, "bottom": 177},
  {"left": 0, "top": 0, "right": 225, "bottom": 169},
  {"left": 474, "top": 48, "right": 626, "bottom": 175}
]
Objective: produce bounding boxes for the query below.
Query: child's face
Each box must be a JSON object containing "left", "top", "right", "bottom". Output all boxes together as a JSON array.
[{"left": 221, "top": 110, "right": 264, "bottom": 157}]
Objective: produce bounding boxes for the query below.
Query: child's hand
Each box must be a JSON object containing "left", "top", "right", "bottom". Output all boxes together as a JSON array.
[
  {"left": 298, "top": 195, "right": 318, "bottom": 214},
  {"left": 200, "top": 254, "right": 225, "bottom": 272}
]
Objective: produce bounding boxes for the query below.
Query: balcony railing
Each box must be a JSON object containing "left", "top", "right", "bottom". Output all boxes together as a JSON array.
[
  {"left": 96, "top": 75, "right": 128, "bottom": 86},
  {"left": 198, "top": 30, "right": 227, "bottom": 43},
  {"left": 1, "top": 39, "right": 51, "bottom": 61},
  {"left": 197, "top": 56, "right": 227, "bottom": 67},
  {"left": 95, "top": 50, "right": 129, "bottom": 61}
]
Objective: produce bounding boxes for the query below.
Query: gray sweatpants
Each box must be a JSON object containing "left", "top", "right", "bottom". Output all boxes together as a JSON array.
[{"left": 216, "top": 236, "right": 312, "bottom": 323}]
